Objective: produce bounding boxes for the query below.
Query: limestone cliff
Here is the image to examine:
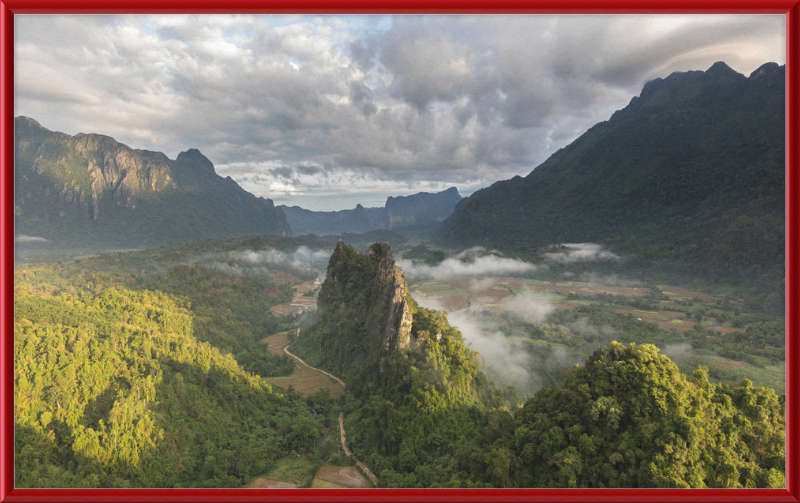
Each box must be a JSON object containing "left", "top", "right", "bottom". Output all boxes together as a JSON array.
[
  {"left": 319, "top": 241, "right": 412, "bottom": 354},
  {"left": 292, "top": 240, "right": 483, "bottom": 405}
]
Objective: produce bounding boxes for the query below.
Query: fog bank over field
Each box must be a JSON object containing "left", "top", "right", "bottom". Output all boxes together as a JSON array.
[
  {"left": 544, "top": 243, "right": 621, "bottom": 263},
  {"left": 397, "top": 247, "right": 537, "bottom": 279},
  {"left": 191, "top": 246, "right": 332, "bottom": 276},
  {"left": 414, "top": 294, "right": 577, "bottom": 394}
]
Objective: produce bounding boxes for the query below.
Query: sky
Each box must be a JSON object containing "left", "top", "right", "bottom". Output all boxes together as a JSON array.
[{"left": 15, "top": 14, "right": 785, "bottom": 211}]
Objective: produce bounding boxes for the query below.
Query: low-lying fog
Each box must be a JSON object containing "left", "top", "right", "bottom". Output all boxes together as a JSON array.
[{"left": 404, "top": 243, "right": 623, "bottom": 395}]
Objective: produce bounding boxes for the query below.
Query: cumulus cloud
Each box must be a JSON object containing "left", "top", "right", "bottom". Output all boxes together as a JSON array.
[
  {"left": 398, "top": 247, "right": 536, "bottom": 279},
  {"left": 15, "top": 14, "right": 785, "bottom": 210},
  {"left": 544, "top": 243, "right": 621, "bottom": 263}
]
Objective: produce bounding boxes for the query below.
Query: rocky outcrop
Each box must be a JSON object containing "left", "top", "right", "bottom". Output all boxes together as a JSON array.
[{"left": 319, "top": 241, "right": 413, "bottom": 355}]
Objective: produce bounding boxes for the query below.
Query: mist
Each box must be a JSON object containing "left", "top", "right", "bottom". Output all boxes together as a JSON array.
[
  {"left": 15, "top": 235, "right": 49, "bottom": 242},
  {"left": 414, "top": 293, "right": 576, "bottom": 394},
  {"left": 446, "top": 308, "right": 542, "bottom": 393},
  {"left": 544, "top": 243, "right": 621, "bottom": 263},
  {"left": 398, "top": 247, "right": 536, "bottom": 279},
  {"left": 568, "top": 317, "right": 617, "bottom": 341},
  {"left": 227, "top": 246, "right": 332, "bottom": 269},
  {"left": 192, "top": 246, "right": 332, "bottom": 277}
]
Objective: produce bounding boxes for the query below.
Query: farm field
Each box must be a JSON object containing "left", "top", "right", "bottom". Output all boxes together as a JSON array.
[
  {"left": 260, "top": 330, "right": 346, "bottom": 399},
  {"left": 270, "top": 279, "right": 320, "bottom": 316},
  {"left": 246, "top": 456, "right": 310, "bottom": 488},
  {"left": 312, "top": 465, "right": 371, "bottom": 488}
]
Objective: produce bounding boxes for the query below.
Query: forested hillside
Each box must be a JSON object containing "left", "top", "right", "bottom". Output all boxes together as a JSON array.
[
  {"left": 437, "top": 62, "right": 785, "bottom": 310},
  {"left": 14, "top": 237, "right": 343, "bottom": 488}
]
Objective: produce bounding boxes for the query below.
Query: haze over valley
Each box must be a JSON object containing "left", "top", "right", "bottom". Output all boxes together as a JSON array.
[{"left": 12, "top": 13, "right": 788, "bottom": 490}]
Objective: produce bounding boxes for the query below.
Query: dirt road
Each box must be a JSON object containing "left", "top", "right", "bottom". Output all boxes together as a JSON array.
[
  {"left": 278, "top": 333, "right": 378, "bottom": 486},
  {"left": 339, "top": 412, "right": 379, "bottom": 487}
]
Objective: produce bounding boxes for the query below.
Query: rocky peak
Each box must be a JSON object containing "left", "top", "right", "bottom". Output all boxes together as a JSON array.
[
  {"left": 15, "top": 116, "right": 44, "bottom": 130},
  {"left": 322, "top": 241, "right": 412, "bottom": 353},
  {"left": 749, "top": 62, "right": 782, "bottom": 80},
  {"left": 176, "top": 148, "right": 215, "bottom": 174}
]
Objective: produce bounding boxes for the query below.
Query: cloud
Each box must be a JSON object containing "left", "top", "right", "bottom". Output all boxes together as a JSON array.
[
  {"left": 660, "top": 342, "right": 695, "bottom": 363},
  {"left": 397, "top": 247, "right": 536, "bottom": 279},
  {"left": 193, "top": 245, "right": 332, "bottom": 274},
  {"left": 568, "top": 317, "right": 617, "bottom": 341},
  {"left": 544, "top": 243, "right": 621, "bottom": 263},
  {"left": 446, "top": 308, "right": 541, "bottom": 392},
  {"left": 501, "top": 296, "right": 555, "bottom": 322},
  {"left": 416, "top": 298, "right": 579, "bottom": 394},
  {"left": 14, "top": 14, "right": 785, "bottom": 210},
  {"left": 15, "top": 235, "right": 49, "bottom": 242},
  {"left": 575, "top": 272, "right": 627, "bottom": 286}
]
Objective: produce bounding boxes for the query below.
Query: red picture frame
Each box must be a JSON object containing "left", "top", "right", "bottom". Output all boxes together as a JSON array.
[{"left": 1, "top": 2, "right": 798, "bottom": 502}]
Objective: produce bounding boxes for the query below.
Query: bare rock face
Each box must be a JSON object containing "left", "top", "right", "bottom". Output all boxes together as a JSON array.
[{"left": 364, "top": 242, "right": 413, "bottom": 352}]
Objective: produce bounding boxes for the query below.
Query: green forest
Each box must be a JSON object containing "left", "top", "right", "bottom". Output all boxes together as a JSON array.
[{"left": 14, "top": 237, "right": 346, "bottom": 488}]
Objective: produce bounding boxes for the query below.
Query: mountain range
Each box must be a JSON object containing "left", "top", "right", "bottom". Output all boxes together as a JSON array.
[
  {"left": 14, "top": 117, "right": 290, "bottom": 248},
  {"left": 436, "top": 61, "right": 785, "bottom": 305},
  {"left": 14, "top": 116, "right": 463, "bottom": 248},
  {"left": 280, "top": 187, "right": 462, "bottom": 236}
]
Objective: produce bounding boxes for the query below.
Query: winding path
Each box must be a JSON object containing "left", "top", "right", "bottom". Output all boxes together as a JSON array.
[{"left": 282, "top": 338, "right": 379, "bottom": 487}]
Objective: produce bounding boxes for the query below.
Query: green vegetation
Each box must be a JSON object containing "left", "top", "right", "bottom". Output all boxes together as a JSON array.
[
  {"left": 288, "top": 242, "right": 785, "bottom": 488},
  {"left": 14, "top": 236, "right": 346, "bottom": 488},
  {"left": 507, "top": 343, "right": 785, "bottom": 488},
  {"left": 14, "top": 284, "right": 318, "bottom": 488}
]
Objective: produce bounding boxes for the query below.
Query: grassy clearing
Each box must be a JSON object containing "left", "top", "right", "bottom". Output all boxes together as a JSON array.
[
  {"left": 741, "top": 363, "right": 785, "bottom": 394},
  {"left": 256, "top": 456, "right": 312, "bottom": 485}
]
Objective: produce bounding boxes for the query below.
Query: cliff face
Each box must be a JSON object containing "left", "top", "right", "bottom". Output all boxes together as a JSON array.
[
  {"left": 14, "top": 116, "right": 290, "bottom": 247},
  {"left": 319, "top": 241, "right": 412, "bottom": 354},
  {"left": 16, "top": 118, "right": 177, "bottom": 221},
  {"left": 378, "top": 186, "right": 462, "bottom": 229}
]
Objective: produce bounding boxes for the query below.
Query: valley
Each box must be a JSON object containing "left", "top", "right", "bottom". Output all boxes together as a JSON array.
[
  {"left": 406, "top": 273, "right": 784, "bottom": 394},
  {"left": 11, "top": 58, "right": 788, "bottom": 490}
]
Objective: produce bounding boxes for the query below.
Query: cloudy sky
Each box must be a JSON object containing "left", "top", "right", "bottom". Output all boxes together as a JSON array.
[{"left": 15, "top": 14, "right": 785, "bottom": 210}]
